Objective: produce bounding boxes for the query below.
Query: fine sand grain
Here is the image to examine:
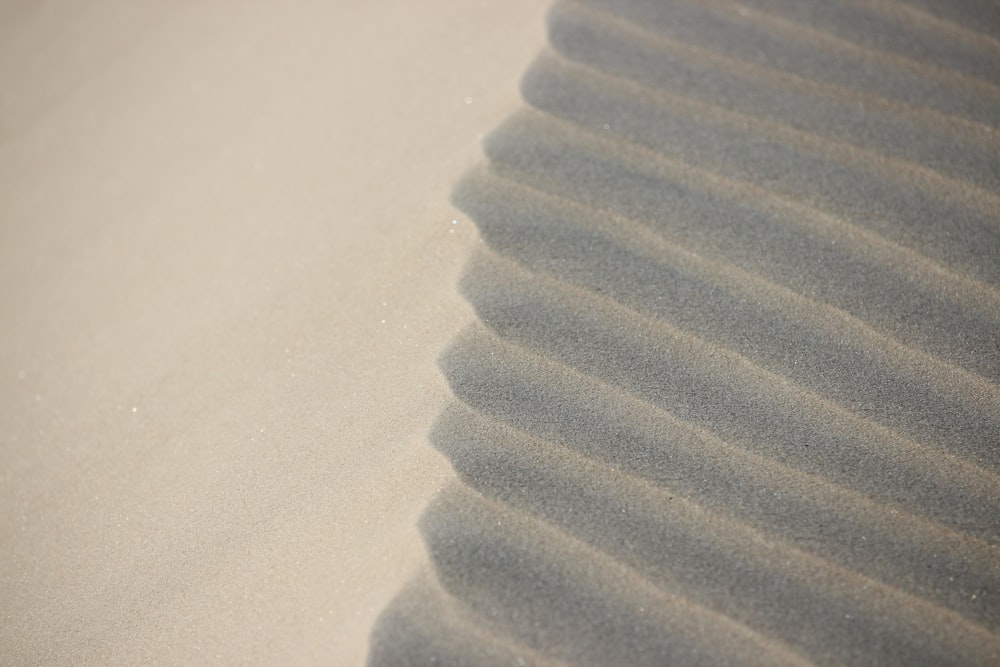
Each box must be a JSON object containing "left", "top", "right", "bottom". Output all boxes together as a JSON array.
[
  {"left": 0, "top": 2, "right": 546, "bottom": 665},
  {"left": 370, "top": 1, "right": 1000, "bottom": 665}
]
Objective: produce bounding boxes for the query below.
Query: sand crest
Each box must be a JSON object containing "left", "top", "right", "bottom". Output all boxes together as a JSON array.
[{"left": 370, "top": 1, "right": 1000, "bottom": 664}]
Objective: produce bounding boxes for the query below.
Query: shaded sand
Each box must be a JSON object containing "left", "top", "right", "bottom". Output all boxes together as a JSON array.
[
  {"left": 0, "top": 1, "right": 547, "bottom": 665},
  {"left": 370, "top": 1, "right": 1000, "bottom": 665}
]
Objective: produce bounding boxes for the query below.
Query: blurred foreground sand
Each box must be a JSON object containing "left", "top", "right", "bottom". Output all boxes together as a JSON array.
[{"left": 0, "top": 2, "right": 545, "bottom": 664}]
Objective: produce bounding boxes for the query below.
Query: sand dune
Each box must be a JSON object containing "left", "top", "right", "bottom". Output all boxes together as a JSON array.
[{"left": 370, "top": 1, "right": 1000, "bottom": 664}]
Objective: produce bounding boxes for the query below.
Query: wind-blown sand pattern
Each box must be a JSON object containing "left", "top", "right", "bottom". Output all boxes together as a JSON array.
[{"left": 369, "top": 0, "right": 1000, "bottom": 665}]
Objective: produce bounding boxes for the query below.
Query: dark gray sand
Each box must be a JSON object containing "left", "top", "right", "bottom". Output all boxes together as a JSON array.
[{"left": 370, "top": 1, "right": 1000, "bottom": 664}]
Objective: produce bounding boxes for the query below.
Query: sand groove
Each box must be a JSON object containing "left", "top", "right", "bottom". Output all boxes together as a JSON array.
[
  {"left": 483, "top": 108, "right": 1000, "bottom": 380},
  {"left": 455, "top": 166, "right": 1000, "bottom": 419},
  {"left": 430, "top": 400, "right": 998, "bottom": 658},
  {"left": 689, "top": 0, "right": 1000, "bottom": 98},
  {"left": 574, "top": 0, "right": 1000, "bottom": 125},
  {"left": 555, "top": 1, "right": 1000, "bottom": 152},
  {"left": 370, "top": 1, "right": 1000, "bottom": 664},
  {"left": 550, "top": 1, "right": 1000, "bottom": 190},
  {"left": 431, "top": 387, "right": 1000, "bottom": 628},
  {"left": 514, "top": 63, "right": 1000, "bottom": 297}
]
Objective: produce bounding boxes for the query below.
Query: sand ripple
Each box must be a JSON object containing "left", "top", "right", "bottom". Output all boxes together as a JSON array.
[{"left": 370, "top": 1, "right": 1000, "bottom": 664}]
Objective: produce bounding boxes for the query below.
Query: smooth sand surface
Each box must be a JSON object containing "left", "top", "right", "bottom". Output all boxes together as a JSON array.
[
  {"left": 0, "top": 2, "right": 546, "bottom": 664},
  {"left": 371, "top": 1, "right": 1000, "bottom": 665}
]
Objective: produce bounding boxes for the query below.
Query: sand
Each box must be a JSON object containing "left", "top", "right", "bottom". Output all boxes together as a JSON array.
[
  {"left": 371, "top": 1, "right": 1000, "bottom": 665},
  {"left": 0, "top": 1, "right": 546, "bottom": 664},
  {"left": 4, "top": 1, "right": 1000, "bottom": 665}
]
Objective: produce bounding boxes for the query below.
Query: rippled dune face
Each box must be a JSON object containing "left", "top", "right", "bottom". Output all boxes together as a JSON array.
[{"left": 369, "top": 1, "right": 1000, "bottom": 665}]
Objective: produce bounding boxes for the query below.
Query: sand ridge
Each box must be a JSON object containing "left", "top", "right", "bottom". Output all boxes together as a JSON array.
[{"left": 370, "top": 1, "right": 1000, "bottom": 664}]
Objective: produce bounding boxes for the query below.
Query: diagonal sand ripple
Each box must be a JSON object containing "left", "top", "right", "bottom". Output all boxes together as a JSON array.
[{"left": 370, "top": 1, "right": 1000, "bottom": 665}]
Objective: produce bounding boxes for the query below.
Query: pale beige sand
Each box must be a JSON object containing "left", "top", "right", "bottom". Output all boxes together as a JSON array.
[{"left": 0, "top": 2, "right": 546, "bottom": 664}]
